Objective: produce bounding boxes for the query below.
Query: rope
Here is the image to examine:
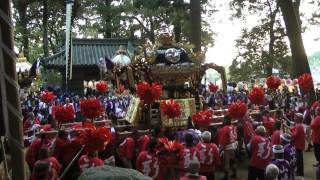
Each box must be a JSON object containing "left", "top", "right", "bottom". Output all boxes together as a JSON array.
[
  {"left": 0, "top": 33, "right": 24, "bottom": 152},
  {"left": 0, "top": 9, "right": 12, "bottom": 28},
  {"left": 0, "top": 4, "right": 26, "bottom": 180},
  {"left": 0, "top": 40, "right": 17, "bottom": 62}
]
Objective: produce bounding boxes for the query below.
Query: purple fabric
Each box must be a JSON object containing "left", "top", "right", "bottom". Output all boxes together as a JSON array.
[
  {"left": 208, "top": 95, "right": 216, "bottom": 108},
  {"left": 271, "top": 159, "right": 292, "bottom": 180},
  {"left": 316, "top": 165, "right": 320, "bottom": 180},
  {"left": 105, "top": 57, "right": 114, "bottom": 69},
  {"left": 284, "top": 144, "right": 297, "bottom": 171},
  {"left": 176, "top": 129, "right": 200, "bottom": 145}
]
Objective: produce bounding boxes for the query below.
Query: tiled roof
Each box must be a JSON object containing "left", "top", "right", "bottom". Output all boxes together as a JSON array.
[{"left": 43, "top": 38, "right": 134, "bottom": 67}]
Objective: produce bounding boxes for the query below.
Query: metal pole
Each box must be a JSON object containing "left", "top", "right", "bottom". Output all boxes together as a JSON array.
[
  {"left": 0, "top": 1, "right": 27, "bottom": 179},
  {"left": 59, "top": 146, "right": 85, "bottom": 179}
]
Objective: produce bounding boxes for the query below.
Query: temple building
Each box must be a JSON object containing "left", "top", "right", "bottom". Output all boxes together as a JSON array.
[{"left": 42, "top": 38, "right": 134, "bottom": 94}]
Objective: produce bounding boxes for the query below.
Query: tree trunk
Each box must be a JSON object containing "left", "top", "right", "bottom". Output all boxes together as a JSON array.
[
  {"left": 266, "top": 8, "right": 278, "bottom": 76},
  {"left": 278, "top": 0, "right": 316, "bottom": 101},
  {"left": 104, "top": 0, "right": 112, "bottom": 38},
  {"left": 149, "top": 19, "right": 155, "bottom": 43},
  {"left": 190, "top": 0, "right": 201, "bottom": 52},
  {"left": 16, "top": 2, "right": 29, "bottom": 61},
  {"left": 42, "top": 0, "right": 49, "bottom": 57},
  {"left": 277, "top": 1, "right": 310, "bottom": 76},
  {"left": 173, "top": 20, "right": 181, "bottom": 43}
]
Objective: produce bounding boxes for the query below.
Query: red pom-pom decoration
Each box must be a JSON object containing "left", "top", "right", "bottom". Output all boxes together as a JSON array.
[
  {"left": 228, "top": 102, "right": 247, "bottom": 119},
  {"left": 208, "top": 83, "right": 219, "bottom": 93},
  {"left": 80, "top": 98, "right": 104, "bottom": 119},
  {"left": 192, "top": 110, "right": 213, "bottom": 127},
  {"left": 80, "top": 127, "right": 112, "bottom": 153},
  {"left": 158, "top": 138, "right": 183, "bottom": 152},
  {"left": 53, "top": 104, "right": 75, "bottom": 124},
  {"left": 248, "top": 87, "right": 265, "bottom": 105},
  {"left": 41, "top": 91, "right": 54, "bottom": 103},
  {"left": 160, "top": 99, "right": 182, "bottom": 119},
  {"left": 266, "top": 76, "right": 281, "bottom": 89},
  {"left": 298, "top": 73, "right": 313, "bottom": 93},
  {"left": 96, "top": 81, "right": 108, "bottom": 93},
  {"left": 311, "top": 101, "right": 319, "bottom": 110},
  {"left": 157, "top": 138, "right": 183, "bottom": 166},
  {"left": 136, "top": 82, "right": 162, "bottom": 104}
]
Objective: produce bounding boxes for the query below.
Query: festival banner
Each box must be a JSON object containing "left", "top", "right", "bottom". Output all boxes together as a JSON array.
[{"left": 125, "top": 96, "right": 140, "bottom": 125}]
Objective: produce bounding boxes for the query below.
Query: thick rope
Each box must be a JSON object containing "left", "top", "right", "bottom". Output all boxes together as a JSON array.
[
  {"left": 0, "top": 9, "right": 12, "bottom": 28},
  {"left": 0, "top": 4, "right": 26, "bottom": 179}
]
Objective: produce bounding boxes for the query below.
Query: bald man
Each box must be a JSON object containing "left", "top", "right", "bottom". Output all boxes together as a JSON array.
[{"left": 247, "top": 126, "right": 272, "bottom": 180}]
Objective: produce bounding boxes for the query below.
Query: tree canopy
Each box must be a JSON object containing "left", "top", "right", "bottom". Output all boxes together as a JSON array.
[{"left": 12, "top": 0, "right": 215, "bottom": 62}]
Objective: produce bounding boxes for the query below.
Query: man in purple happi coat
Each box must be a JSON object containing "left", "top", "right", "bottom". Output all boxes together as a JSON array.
[
  {"left": 269, "top": 145, "right": 293, "bottom": 180},
  {"left": 280, "top": 133, "right": 297, "bottom": 174}
]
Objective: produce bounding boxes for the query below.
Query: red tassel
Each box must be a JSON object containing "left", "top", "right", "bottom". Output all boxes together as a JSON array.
[
  {"left": 228, "top": 102, "right": 247, "bottom": 119},
  {"left": 298, "top": 73, "right": 313, "bottom": 93},
  {"left": 160, "top": 99, "right": 182, "bottom": 119},
  {"left": 40, "top": 91, "right": 54, "bottom": 103},
  {"left": 136, "top": 82, "right": 162, "bottom": 104},
  {"left": 96, "top": 81, "right": 108, "bottom": 93},
  {"left": 192, "top": 110, "right": 213, "bottom": 127},
  {"left": 208, "top": 83, "right": 219, "bottom": 93},
  {"left": 266, "top": 76, "right": 281, "bottom": 89},
  {"left": 80, "top": 98, "right": 104, "bottom": 119},
  {"left": 53, "top": 104, "right": 75, "bottom": 124},
  {"left": 248, "top": 87, "right": 265, "bottom": 105}
]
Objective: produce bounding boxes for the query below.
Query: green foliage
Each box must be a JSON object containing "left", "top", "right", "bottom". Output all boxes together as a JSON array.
[
  {"left": 228, "top": 0, "right": 292, "bottom": 81},
  {"left": 229, "top": 23, "right": 291, "bottom": 81},
  {"left": 12, "top": 0, "right": 215, "bottom": 63},
  {"left": 309, "top": 51, "right": 320, "bottom": 67},
  {"left": 309, "top": 0, "right": 320, "bottom": 26},
  {"left": 40, "top": 68, "right": 62, "bottom": 88},
  {"left": 13, "top": 0, "right": 69, "bottom": 61},
  {"left": 78, "top": 165, "right": 152, "bottom": 180}
]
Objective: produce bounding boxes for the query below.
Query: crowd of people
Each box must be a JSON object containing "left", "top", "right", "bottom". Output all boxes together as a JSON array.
[{"left": 21, "top": 85, "right": 320, "bottom": 180}]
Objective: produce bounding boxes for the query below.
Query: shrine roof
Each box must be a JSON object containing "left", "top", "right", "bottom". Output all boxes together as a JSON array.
[{"left": 42, "top": 38, "right": 134, "bottom": 68}]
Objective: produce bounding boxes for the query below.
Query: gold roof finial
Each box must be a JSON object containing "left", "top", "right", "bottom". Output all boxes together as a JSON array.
[
  {"left": 17, "top": 53, "right": 27, "bottom": 62},
  {"left": 116, "top": 45, "right": 127, "bottom": 55},
  {"left": 156, "top": 24, "right": 174, "bottom": 46}
]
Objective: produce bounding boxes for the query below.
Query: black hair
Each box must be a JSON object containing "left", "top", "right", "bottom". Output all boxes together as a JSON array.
[
  {"left": 273, "top": 121, "right": 281, "bottom": 130},
  {"left": 223, "top": 115, "right": 231, "bottom": 125},
  {"left": 33, "top": 161, "right": 49, "bottom": 180},
  {"left": 148, "top": 138, "right": 157, "bottom": 152},
  {"left": 152, "top": 126, "right": 162, "bottom": 138},
  {"left": 58, "top": 129, "right": 67, "bottom": 139},
  {"left": 274, "top": 152, "right": 284, "bottom": 159},
  {"left": 88, "top": 151, "right": 98, "bottom": 158},
  {"left": 262, "top": 110, "right": 269, "bottom": 115},
  {"left": 38, "top": 147, "right": 49, "bottom": 159},
  {"left": 185, "top": 133, "right": 194, "bottom": 147},
  {"left": 187, "top": 116, "right": 195, "bottom": 129}
]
